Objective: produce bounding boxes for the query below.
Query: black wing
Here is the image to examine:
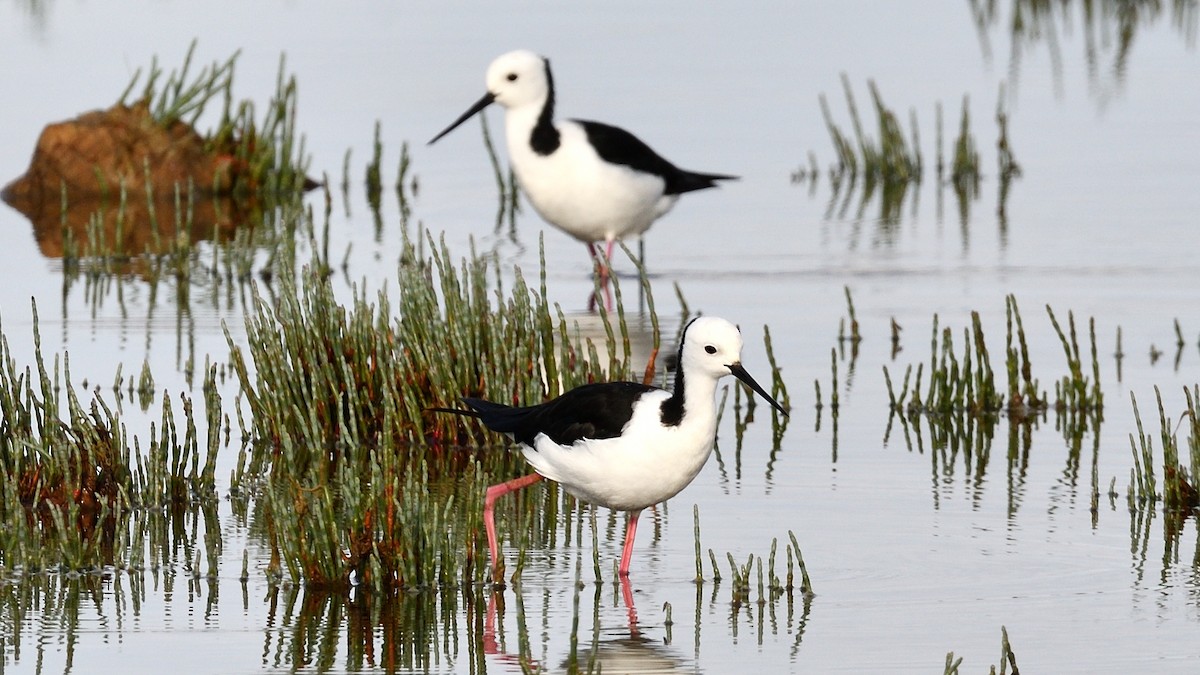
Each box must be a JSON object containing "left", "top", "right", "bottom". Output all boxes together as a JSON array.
[
  {"left": 461, "top": 381, "right": 659, "bottom": 446},
  {"left": 575, "top": 119, "right": 737, "bottom": 195}
]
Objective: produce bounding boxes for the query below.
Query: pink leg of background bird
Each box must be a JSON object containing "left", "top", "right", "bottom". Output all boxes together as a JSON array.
[{"left": 586, "top": 240, "right": 622, "bottom": 280}]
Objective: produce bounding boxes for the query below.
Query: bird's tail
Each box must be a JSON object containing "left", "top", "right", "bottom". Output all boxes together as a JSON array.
[
  {"left": 428, "top": 398, "right": 520, "bottom": 433},
  {"left": 427, "top": 405, "right": 483, "bottom": 419},
  {"left": 674, "top": 170, "right": 739, "bottom": 194}
]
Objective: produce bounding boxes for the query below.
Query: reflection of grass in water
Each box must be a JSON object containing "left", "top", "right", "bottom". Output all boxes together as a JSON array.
[
  {"left": 253, "top": 583, "right": 463, "bottom": 673},
  {"left": 0, "top": 554, "right": 221, "bottom": 662},
  {"left": 60, "top": 185, "right": 306, "bottom": 332},
  {"left": 970, "top": 0, "right": 1199, "bottom": 92}
]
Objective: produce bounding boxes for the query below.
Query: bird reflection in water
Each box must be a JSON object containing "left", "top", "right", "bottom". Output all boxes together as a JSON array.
[{"left": 475, "top": 575, "right": 692, "bottom": 675}]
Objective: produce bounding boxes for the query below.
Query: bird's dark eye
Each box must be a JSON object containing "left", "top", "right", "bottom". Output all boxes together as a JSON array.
[
  {"left": 704, "top": 345, "right": 717, "bottom": 355},
  {"left": 506, "top": 73, "right": 518, "bottom": 81}
]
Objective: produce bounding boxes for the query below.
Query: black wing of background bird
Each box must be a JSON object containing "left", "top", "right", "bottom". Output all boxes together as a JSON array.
[{"left": 575, "top": 120, "right": 737, "bottom": 195}]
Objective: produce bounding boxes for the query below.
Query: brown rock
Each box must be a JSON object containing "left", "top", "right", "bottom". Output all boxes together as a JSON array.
[
  {"left": 1, "top": 100, "right": 262, "bottom": 259},
  {"left": 2, "top": 100, "right": 241, "bottom": 206}
]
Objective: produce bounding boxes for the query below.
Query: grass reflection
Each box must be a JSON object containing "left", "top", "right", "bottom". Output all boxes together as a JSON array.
[
  {"left": 969, "top": 0, "right": 1199, "bottom": 96},
  {"left": 261, "top": 583, "right": 461, "bottom": 673}
]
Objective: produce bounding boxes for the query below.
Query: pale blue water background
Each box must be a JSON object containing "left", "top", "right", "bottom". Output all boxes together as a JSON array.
[{"left": 2, "top": 1, "right": 1199, "bottom": 672}]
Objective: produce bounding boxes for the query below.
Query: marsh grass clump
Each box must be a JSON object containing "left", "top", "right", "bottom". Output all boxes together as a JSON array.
[
  {"left": 229, "top": 234, "right": 647, "bottom": 481},
  {"left": 805, "top": 77, "right": 1013, "bottom": 190},
  {"left": 884, "top": 297, "right": 1109, "bottom": 508},
  {"left": 798, "top": 80, "right": 1019, "bottom": 233},
  {"left": 0, "top": 304, "right": 219, "bottom": 573},
  {"left": 816, "top": 74, "right": 922, "bottom": 190},
  {"left": 1128, "top": 386, "right": 1200, "bottom": 515},
  {"left": 1046, "top": 306, "right": 1103, "bottom": 415},
  {"left": 228, "top": 234, "right": 658, "bottom": 590},
  {"left": 120, "top": 40, "right": 312, "bottom": 197},
  {"left": 696, "top": 524, "right": 812, "bottom": 610},
  {"left": 884, "top": 295, "right": 1102, "bottom": 424},
  {"left": 884, "top": 310, "right": 1005, "bottom": 417},
  {"left": 1002, "top": 296, "right": 1043, "bottom": 415}
]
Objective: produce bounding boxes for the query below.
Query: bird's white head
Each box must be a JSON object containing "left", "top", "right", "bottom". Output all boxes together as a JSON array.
[
  {"left": 679, "top": 316, "right": 789, "bottom": 416},
  {"left": 428, "top": 49, "right": 552, "bottom": 146},
  {"left": 485, "top": 49, "right": 551, "bottom": 110},
  {"left": 679, "top": 317, "right": 745, "bottom": 380}
]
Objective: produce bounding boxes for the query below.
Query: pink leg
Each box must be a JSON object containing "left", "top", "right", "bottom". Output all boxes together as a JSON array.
[
  {"left": 600, "top": 240, "right": 617, "bottom": 280},
  {"left": 586, "top": 243, "right": 606, "bottom": 278},
  {"left": 484, "top": 473, "right": 544, "bottom": 573},
  {"left": 588, "top": 241, "right": 616, "bottom": 281},
  {"left": 586, "top": 243, "right": 615, "bottom": 312},
  {"left": 618, "top": 509, "right": 643, "bottom": 577}
]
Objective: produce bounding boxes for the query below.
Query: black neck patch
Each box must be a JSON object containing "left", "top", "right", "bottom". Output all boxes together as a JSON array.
[
  {"left": 659, "top": 318, "right": 699, "bottom": 426},
  {"left": 529, "top": 58, "right": 561, "bottom": 155}
]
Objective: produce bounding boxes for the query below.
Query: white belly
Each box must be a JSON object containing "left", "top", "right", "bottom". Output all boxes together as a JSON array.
[
  {"left": 507, "top": 122, "right": 678, "bottom": 243},
  {"left": 519, "top": 392, "right": 718, "bottom": 511}
]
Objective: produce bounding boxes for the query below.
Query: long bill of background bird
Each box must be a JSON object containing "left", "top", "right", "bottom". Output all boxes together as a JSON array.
[{"left": 428, "top": 92, "right": 496, "bottom": 145}]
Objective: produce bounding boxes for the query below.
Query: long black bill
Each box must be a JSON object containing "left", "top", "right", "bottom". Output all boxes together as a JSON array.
[
  {"left": 729, "top": 363, "right": 789, "bottom": 417},
  {"left": 428, "top": 91, "right": 496, "bottom": 145}
]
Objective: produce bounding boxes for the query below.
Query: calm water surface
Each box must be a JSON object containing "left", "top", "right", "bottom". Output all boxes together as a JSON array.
[{"left": 1, "top": 1, "right": 1199, "bottom": 673}]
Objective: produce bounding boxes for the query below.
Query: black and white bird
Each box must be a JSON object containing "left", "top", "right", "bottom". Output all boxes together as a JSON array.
[
  {"left": 435, "top": 316, "right": 788, "bottom": 577},
  {"left": 428, "top": 50, "right": 737, "bottom": 274}
]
